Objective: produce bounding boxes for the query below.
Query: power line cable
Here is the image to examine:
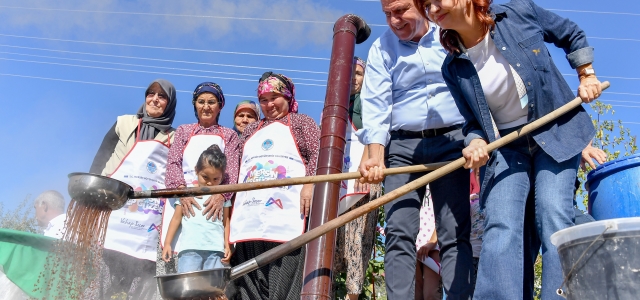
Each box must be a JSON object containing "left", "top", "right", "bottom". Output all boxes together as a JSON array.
[
  {"left": 1, "top": 58, "right": 636, "bottom": 104},
  {"left": 0, "top": 73, "right": 324, "bottom": 103},
  {"left": 545, "top": 8, "right": 640, "bottom": 17},
  {"left": 606, "top": 104, "right": 640, "bottom": 109},
  {"left": 602, "top": 91, "right": 640, "bottom": 96},
  {"left": 0, "top": 44, "right": 329, "bottom": 74},
  {"left": 589, "top": 37, "right": 640, "bottom": 43},
  {"left": 0, "top": 5, "right": 388, "bottom": 28},
  {"left": 0, "top": 50, "right": 327, "bottom": 82},
  {"left": 4, "top": 44, "right": 639, "bottom": 93},
  {"left": 0, "top": 57, "right": 327, "bottom": 87},
  {"left": 2, "top": 33, "right": 639, "bottom": 65},
  {"left": 352, "top": 0, "right": 640, "bottom": 17},
  {"left": 599, "top": 99, "right": 639, "bottom": 104},
  {"left": 3, "top": 5, "right": 640, "bottom": 32},
  {"left": 0, "top": 34, "right": 330, "bottom": 60},
  {"left": 563, "top": 73, "right": 640, "bottom": 81}
]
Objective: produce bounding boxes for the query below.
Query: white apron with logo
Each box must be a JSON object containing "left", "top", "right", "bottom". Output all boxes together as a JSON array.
[
  {"left": 103, "top": 120, "right": 170, "bottom": 261},
  {"left": 160, "top": 125, "right": 225, "bottom": 253},
  {"left": 338, "top": 120, "right": 368, "bottom": 215},
  {"left": 229, "top": 116, "right": 306, "bottom": 243}
]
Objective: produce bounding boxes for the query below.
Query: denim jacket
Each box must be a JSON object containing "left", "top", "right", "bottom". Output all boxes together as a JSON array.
[{"left": 441, "top": 0, "right": 596, "bottom": 199}]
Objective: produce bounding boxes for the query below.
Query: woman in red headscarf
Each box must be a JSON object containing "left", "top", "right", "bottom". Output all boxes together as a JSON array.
[{"left": 229, "top": 72, "right": 320, "bottom": 300}]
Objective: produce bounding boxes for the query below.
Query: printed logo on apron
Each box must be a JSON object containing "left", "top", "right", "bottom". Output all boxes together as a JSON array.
[
  {"left": 160, "top": 125, "right": 225, "bottom": 253},
  {"left": 230, "top": 116, "right": 306, "bottom": 243},
  {"left": 103, "top": 120, "right": 170, "bottom": 261},
  {"left": 338, "top": 120, "right": 367, "bottom": 215}
]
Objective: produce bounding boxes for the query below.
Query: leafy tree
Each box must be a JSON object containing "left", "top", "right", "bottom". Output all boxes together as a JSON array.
[
  {"left": 0, "top": 194, "right": 40, "bottom": 234},
  {"left": 577, "top": 101, "right": 638, "bottom": 207},
  {"left": 533, "top": 101, "right": 638, "bottom": 300}
]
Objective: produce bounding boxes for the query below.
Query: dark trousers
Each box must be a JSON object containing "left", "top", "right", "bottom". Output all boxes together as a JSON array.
[{"left": 383, "top": 129, "right": 473, "bottom": 299}]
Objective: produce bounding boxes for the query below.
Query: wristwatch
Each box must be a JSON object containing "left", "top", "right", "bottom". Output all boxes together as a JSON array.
[{"left": 578, "top": 68, "right": 596, "bottom": 79}]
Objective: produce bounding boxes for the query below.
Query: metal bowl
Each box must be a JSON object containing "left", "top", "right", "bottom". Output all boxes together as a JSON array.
[
  {"left": 67, "top": 172, "right": 133, "bottom": 210},
  {"left": 156, "top": 268, "right": 231, "bottom": 300}
]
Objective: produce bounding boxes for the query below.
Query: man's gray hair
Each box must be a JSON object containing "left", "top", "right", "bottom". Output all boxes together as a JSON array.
[{"left": 34, "top": 190, "right": 66, "bottom": 211}]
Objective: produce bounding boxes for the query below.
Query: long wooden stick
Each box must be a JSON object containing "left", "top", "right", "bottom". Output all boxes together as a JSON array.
[
  {"left": 133, "top": 161, "right": 450, "bottom": 199},
  {"left": 236, "top": 81, "right": 610, "bottom": 277}
]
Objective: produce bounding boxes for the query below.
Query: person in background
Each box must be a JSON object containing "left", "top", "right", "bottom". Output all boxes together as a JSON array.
[
  {"left": 163, "top": 145, "right": 232, "bottom": 272},
  {"left": 574, "top": 142, "right": 607, "bottom": 225},
  {"left": 233, "top": 100, "right": 260, "bottom": 136},
  {"left": 426, "top": 0, "right": 602, "bottom": 298},
  {"left": 334, "top": 57, "right": 380, "bottom": 300},
  {"left": 33, "top": 190, "right": 66, "bottom": 239},
  {"left": 90, "top": 79, "right": 177, "bottom": 300},
  {"left": 357, "top": 0, "right": 474, "bottom": 298},
  {"left": 468, "top": 170, "right": 483, "bottom": 293},
  {"left": 414, "top": 185, "right": 442, "bottom": 300},
  {"left": 230, "top": 72, "right": 320, "bottom": 300}
]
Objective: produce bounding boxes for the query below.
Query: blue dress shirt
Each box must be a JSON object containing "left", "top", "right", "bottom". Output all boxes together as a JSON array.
[{"left": 358, "top": 25, "right": 464, "bottom": 146}]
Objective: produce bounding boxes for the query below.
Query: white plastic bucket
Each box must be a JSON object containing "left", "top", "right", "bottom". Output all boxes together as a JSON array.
[{"left": 550, "top": 217, "right": 640, "bottom": 299}]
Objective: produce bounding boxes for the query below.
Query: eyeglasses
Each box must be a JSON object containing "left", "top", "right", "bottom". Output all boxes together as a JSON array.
[
  {"left": 196, "top": 100, "right": 220, "bottom": 107},
  {"left": 146, "top": 92, "right": 168, "bottom": 101}
]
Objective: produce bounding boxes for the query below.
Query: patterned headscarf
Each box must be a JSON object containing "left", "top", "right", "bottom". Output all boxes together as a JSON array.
[
  {"left": 192, "top": 82, "right": 225, "bottom": 121},
  {"left": 354, "top": 56, "right": 366, "bottom": 70},
  {"left": 137, "top": 79, "right": 177, "bottom": 140},
  {"left": 257, "top": 72, "right": 298, "bottom": 113}
]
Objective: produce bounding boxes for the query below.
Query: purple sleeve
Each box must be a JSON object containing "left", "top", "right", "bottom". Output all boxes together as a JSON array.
[{"left": 165, "top": 124, "right": 193, "bottom": 188}]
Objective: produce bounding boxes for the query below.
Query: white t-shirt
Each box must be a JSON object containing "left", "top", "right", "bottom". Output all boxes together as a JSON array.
[
  {"left": 466, "top": 33, "right": 528, "bottom": 130},
  {"left": 43, "top": 213, "right": 66, "bottom": 239}
]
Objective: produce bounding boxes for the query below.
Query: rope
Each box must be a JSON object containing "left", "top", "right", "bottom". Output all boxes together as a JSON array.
[{"left": 556, "top": 224, "right": 612, "bottom": 297}]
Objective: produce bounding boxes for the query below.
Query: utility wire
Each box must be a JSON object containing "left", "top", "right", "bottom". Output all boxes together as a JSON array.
[
  {"left": 563, "top": 73, "right": 640, "bottom": 81},
  {"left": 599, "top": 99, "right": 639, "bottom": 104},
  {"left": 589, "top": 37, "right": 640, "bottom": 43},
  {"left": 0, "top": 5, "right": 388, "bottom": 27},
  {"left": 352, "top": 0, "right": 640, "bottom": 17},
  {"left": 546, "top": 8, "right": 640, "bottom": 17},
  {"left": 0, "top": 44, "right": 329, "bottom": 74},
  {"left": 0, "top": 73, "right": 324, "bottom": 103},
  {"left": 0, "top": 57, "right": 327, "bottom": 87},
  {"left": 0, "top": 50, "right": 327, "bottom": 82},
  {"left": 4, "top": 44, "right": 640, "bottom": 89},
  {"left": 0, "top": 34, "right": 331, "bottom": 60}
]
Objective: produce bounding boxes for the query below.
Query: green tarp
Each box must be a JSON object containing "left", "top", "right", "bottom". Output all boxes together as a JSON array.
[{"left": 0, "top": 228, "right": 94, "bottom": 299}]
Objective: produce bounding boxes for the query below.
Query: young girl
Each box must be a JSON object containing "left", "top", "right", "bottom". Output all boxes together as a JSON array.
[
  {"left": 415, "top": 185, "right": 443, "bottom": 300},
  {"left": 162, "top": 144, "right": 232, "bottom": 272}
]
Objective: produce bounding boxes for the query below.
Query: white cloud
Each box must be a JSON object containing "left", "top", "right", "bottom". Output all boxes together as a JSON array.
[{"left": 0, "top": 0, "right": 345, "bottom": 48}]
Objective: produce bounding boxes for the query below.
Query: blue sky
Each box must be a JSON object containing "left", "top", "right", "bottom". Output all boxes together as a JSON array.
[{"left": 0, "top": 0, "right": 639, "bottom": 212}]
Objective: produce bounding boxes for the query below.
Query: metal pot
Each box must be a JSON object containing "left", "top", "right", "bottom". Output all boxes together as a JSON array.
[
  {"left": 67, "top": 172, "right": 132, "bottom": 210},
  {"left": 156, "top": 267, "right": 231, "bottom": 300}
]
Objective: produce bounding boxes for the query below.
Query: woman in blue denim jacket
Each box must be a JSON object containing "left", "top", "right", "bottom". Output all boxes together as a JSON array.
[{"left": 414, "top": 0, "right": 603, "bottom": 299}]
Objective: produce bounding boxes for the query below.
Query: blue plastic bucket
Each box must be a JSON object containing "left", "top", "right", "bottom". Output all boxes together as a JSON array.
[
  {"left": 550, "top": 218, "right": 640, "bottom": 300},
  {"left": 586, "top": 153, "right": 640, "bottom": 220}
]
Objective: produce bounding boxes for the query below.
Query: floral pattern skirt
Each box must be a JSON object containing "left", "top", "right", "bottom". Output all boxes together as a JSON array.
[{"left": 333, "top": 195, "right": 379, "bottom": 294}]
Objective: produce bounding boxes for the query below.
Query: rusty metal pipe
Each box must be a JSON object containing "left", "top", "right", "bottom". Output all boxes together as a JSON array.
[{"left": 301, "top": 14, "right": 370, "bottom": 300}]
